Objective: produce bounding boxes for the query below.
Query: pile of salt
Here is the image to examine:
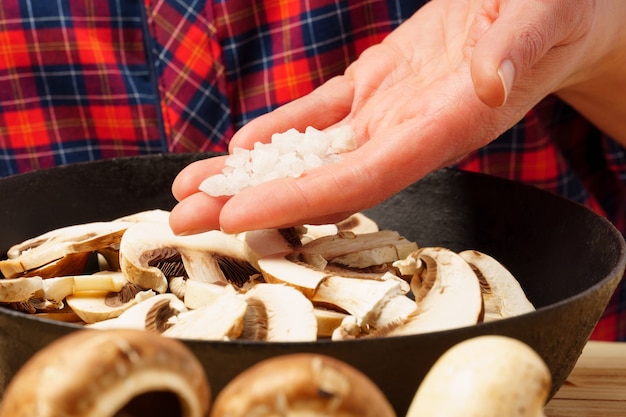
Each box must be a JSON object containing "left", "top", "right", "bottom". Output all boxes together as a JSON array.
[{"left": 199, "top": 126, "right": 356, "bottom": 196}]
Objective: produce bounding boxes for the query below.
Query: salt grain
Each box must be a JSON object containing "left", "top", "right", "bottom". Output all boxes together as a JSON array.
[{"left": 199, "top": 125, "right": 356, "bottom": 196}]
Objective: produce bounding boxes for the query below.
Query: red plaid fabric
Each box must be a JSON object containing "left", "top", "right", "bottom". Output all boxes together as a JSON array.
[{"left": 0, "top": 0, "right": 624, "bottom": 340}]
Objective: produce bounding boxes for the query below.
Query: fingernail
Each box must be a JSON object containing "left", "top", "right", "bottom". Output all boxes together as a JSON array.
[{"left": 497, "top": 59, "right": 515, "bottom": 107}]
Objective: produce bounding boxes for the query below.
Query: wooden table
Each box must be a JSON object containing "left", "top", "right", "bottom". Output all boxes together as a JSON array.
[{"left": 545, "top": 341, "right": 626, "bottom": 416}]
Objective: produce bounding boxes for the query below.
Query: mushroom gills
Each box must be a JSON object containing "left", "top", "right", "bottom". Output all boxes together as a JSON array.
[
  {"left": 384, "top": 247, "right": 484, "bottom": 336},
  {"left": 239, "top": 283, "right": 317, "bottom": 342}
]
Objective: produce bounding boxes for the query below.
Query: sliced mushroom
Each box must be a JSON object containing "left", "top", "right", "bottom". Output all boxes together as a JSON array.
[
  {"left": 406, "top": 335, "right": 551, "bottom": 417},
  {"left": 386, "top": 247, "right": 483, "bottom": 336},
  {"left": 297, "top": 230, "right": 417, "bottom": 269},
  {"left": 0, "top": 276, "right": 43, "bottom": 303},
  {"left": 0, "top": 221, "right": 131, "bottom": 278},
  {"left": 335, "top": 212, "right": 380, "bottom": 234},
  {"left": 89, "top": 293, "right": 186, "bottom": 332},
  {"left": 162, "top": 285, "right": 247, "bottom": 341},
  {"left": 42, "top": 271, "right": 130, "bottom": 303},
  {"left": 459, "top": 250, "right": 535, "bottom": 321},
  {"left": 257, "top": 253, "right": 328, "bottom": 297},
  {"left": 312, "top": 276, "right": 406, "bottom": 328},
  {"left": 210, "top": 353, "right": 396, "bottom": 417},
  {"left": 65, "top": 282, "right": 154, "bottom": 324},
  {"left": 119, "top": 222, "right": 254, "bottom": 294},
  {"left": 183, "top": 280, "right": 229, "bottom": 310},
  {"left": 314, "top": 308, "right": 348, "bottom": 338},
  {"left": 0, "top": 329, "right": 211, "bottom": 417},
  {"left": 239, "top": 283, "right": 317, "bottom": 342},
  {"left": 19, "top": 252, "right": 91, "bottom": 278}
]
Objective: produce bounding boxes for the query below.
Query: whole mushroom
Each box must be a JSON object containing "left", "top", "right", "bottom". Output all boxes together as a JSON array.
[
  {"left": 406, "top": 335, "right": 551, "bottom": 417},
  {"left": 0, "top": 329, "right": 211, "bottom": 417},
  {"left": 210, "top": 353, "right": 396, "bottom": 417}
]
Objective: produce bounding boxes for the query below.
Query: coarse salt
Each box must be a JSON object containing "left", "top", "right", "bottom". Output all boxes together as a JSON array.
[{"left": 199, "top": 125, "right": 357, "bottom": 196}]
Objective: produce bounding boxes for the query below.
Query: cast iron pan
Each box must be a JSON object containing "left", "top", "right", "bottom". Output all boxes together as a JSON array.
[{"left": 0, "top": 153, "right": 624, "bottom": 415}]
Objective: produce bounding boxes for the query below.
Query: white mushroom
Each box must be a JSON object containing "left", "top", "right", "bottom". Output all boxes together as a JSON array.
[
  {"left": 0, "top": 276, "right": 43, "bottom": 303},
  {"left": 385, "top": 247, "right": 483, "bottom": 336},
  {"left": 42, "top": 272, "right": 130, "bottom": 303},
  {"left": 459, "top": 250, "right": 535, "bottom": 321},
  {"left": 314, "top": 308, "right": 348, "bottom": 338},
  {"left": 162, "top": 285, "right": 248, "bottom": 341},
  {"left": 406, "top": 335, "right": 551, "bottom": 417},
  {"left": 296, "top": 230, "right": 417, "bottom": 269},
  {"left": 240, "top": 283, "right": 317, "bottom": 342},
  {"left": 0, "top": 329, "right": 211, "bottom": 417},
  {"left": 182, "top": 279, "right": 231, "bottom": 309},
  {"left": 89, "top": 293, "right": 186, "bottom": 332},
  {"left": 210, "top": 353, "right": 396, "bottom": 417},
  {"left": 312, "top": 276, "right": 406, "bottom": 328},
  {"left": 119, "top": 222, "right": 256, "bottom": 293},
  {"left": 65, "top": 281, "right": 155, "bottom": 324},
  {"left": 335, "top": 212, "right": 380, "bottom": 234},
  {"left": 0, "top": 221, "right": 131, "bottom": 278}
]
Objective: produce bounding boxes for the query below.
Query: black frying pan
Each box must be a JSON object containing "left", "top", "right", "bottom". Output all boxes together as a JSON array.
[{"left": 0, "top": 153, "right": 624, "bottom": 415}]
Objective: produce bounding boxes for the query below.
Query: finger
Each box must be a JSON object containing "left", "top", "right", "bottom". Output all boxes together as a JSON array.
[
  {"left": 169, "top": 192, "right": 230, "bottom": 234},
  {"left": 469, "top": 0, "right": 587, "bottom": 107},
  {"left": 171, "top": 155, "right": 228, "bottom": 201},
  {"left": 229, "top": 75, "right": 355, "bottom": 151}
]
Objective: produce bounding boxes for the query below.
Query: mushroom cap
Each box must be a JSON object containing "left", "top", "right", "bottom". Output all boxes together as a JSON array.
[
  {"left": 210, "top": 353, "right": 396, "bottom": 417},
  {"left": 0, "top": 329, "right": 211, "bottom": 417},
  {"left": 406, "top": 335, "right": 551, "bottom": 417}
]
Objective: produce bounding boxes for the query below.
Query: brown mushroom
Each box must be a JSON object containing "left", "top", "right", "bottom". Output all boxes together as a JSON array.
[
  {"left": 210, "top": 353, "right": 396, "bottom": 417},
  {"left": 0, "top": 329, "right": 211, "bottom": 417}
]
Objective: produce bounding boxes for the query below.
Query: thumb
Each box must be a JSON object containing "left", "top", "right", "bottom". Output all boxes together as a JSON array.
[{"left": 469, "top": 0, "right": 586, "bottom": 107}]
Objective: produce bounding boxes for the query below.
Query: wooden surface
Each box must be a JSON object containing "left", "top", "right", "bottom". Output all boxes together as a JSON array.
[{"left": 545, "top": 341, "right": 626, "bottom": 417}]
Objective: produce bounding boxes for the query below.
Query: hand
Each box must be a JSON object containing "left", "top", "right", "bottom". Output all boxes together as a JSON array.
[{"left": 170, "top": 0, "right": 623, "bottom": 235}]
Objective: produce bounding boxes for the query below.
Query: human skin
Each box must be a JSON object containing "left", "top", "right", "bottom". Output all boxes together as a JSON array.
[{"left": 169, "top": 0, "right": 626, "bottom": 235}]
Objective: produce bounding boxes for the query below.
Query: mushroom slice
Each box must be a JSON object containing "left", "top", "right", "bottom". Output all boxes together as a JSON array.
[
  {"left": 386, "top": 247, "right": 483, "bottom": 336},
  {"left": 406, "top": 335, "right": 550, "bottom": 417},
  {"left": 89, "top": 293, "right": 186, "bottom": 332},
  {"left": 65, "top": 282, "right": 154, "bottom": 324},
  {"left": 0, "top": 221, "right": 131, "bottom": 278},
  {"left": 0, "top": 276, "right": 43, "bottom": 303},
  {"left": 240, "top": 283, "right": 317, "bottom": 342},
  {"left": 459, "top": 250, "right": 535, "bottom": 321},
  {"left": 183, "top": 280, "right": 229, "bottom": 310},
  {"left": 314, "top": 308, "right": 348, "bottom": 338},
  {"left": 119, "top": 222, "right": 254, "bottom": 294},
  {"left": 42, "top": 272, "right": 129, "bottom": 303},
  {"left": 210, "top": 353, "right": 396, "bottom": 417},
  {"left": 297, "top": 230, "right": 418, "bottom": 269},
  {"left": 335, "top": 212, "right": 380, "bottom": 234},
  {"left": 257, "top": 253, "right": 328, "bottom": 297},
  {"left": 0, "top": 329, "right": 211, "bottom": 417},
  {"left": 312, "top": 276, "right": 406, "bottom": 328},
  {"left": 20, "top": 252, "right": 91, "bottom": 278},
  {"left": 242, "top": 228, "right": 304, "bottom": 270},
  {"left": 162, "top": 285, "right": 247, "bottom": 341}
]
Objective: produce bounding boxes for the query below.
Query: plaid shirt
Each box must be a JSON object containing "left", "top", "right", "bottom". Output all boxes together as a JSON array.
[{"left": 0, "top": 0, "right": 624, "bottom": 340}]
